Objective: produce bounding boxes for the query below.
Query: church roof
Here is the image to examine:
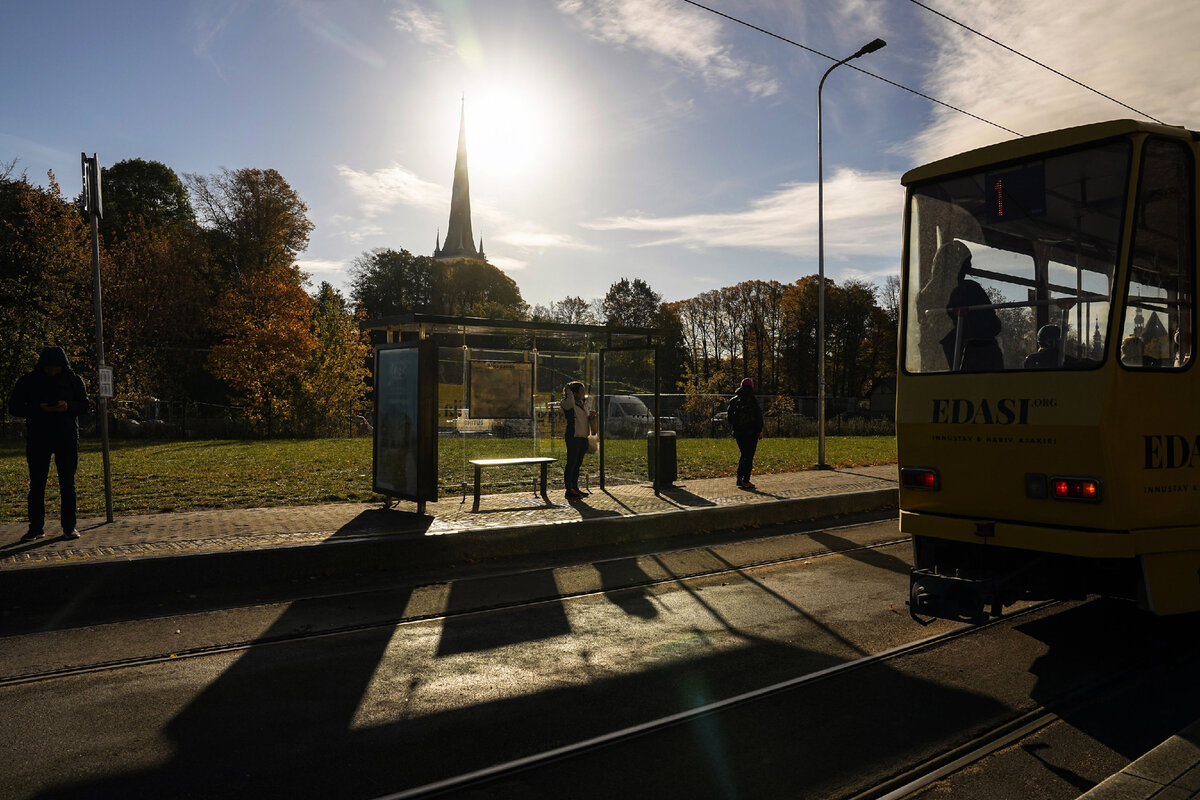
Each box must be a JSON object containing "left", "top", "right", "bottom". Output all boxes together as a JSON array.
[{"left": 434, "top": 99, "right": 485, "bottom": 262}]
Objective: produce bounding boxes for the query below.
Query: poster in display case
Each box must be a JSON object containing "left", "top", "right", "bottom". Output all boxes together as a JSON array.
[
  {"left": 468, "top": 360, "right": 533, "bottom": 419},
  {"left": 373, "top": 340, "right": 437, "bottom": 503}
]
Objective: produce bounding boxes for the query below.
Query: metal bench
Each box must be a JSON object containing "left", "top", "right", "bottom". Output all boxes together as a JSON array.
[{"left": 468, "top": 457, "right": 557, "bottom": 511}]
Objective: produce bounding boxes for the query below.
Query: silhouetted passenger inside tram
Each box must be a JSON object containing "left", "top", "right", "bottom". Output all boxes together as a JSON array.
[
  {"left": 921, "top": 241, "right": 1003, "bottom": 371},
  {"left": 1024, "top": 325, "right": 1062, "bottom": 369},
  {"left": 1120, "top": 335, "right": 1159, "bottom": 367},
  {"left": 1174, "top": 330, "right": 1191, "bottom": 367}
]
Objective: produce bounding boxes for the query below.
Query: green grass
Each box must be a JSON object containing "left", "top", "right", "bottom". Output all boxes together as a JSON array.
[{"left": 0, "top": 434, "right": 897, "bottom": 523}]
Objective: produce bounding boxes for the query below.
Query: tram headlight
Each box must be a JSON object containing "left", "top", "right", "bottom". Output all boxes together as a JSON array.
[{"left": 1049, "top": 475, "right": 1103, "bottom": 502}]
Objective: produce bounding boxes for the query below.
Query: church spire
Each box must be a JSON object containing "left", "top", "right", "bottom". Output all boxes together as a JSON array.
[{"left": 434, "top": 97, "right": 482, "bottom": 262}]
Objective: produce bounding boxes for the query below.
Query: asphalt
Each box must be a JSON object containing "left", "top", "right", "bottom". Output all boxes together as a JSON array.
[{"left": 0, "top": 462, "right": 1196, "bottom": 798}]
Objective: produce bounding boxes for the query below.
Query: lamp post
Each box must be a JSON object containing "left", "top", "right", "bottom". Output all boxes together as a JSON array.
[{"left": 817, "top": 37, "right": 886, "bottom": 469}]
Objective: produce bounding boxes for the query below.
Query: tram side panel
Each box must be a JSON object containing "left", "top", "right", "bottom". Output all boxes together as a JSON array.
[
  {"left": 1110, "top": 369, "right": 1200, "bottom": 614},
  {"left": 899, "top": 366, "right": 1200, "bottom": 616}
]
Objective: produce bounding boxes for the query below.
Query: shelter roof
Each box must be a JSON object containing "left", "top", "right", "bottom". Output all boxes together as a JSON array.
[{"left": 362, "top": 313, "right": 661, "bottom": 343}]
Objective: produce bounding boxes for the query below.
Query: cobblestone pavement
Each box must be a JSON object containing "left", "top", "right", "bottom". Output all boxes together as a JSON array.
[{"left": 0, "top": 465, "right": 898, "bottom": 568}]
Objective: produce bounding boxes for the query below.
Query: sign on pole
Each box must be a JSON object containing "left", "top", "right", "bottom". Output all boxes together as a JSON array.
[{"left": 98, "top": 367, "right": 113, "bottom": 399}]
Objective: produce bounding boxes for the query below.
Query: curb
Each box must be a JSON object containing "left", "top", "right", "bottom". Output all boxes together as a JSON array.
[
  {"left": 0, "top": 488, "right": 898, "bottom": 613},
  {"left": 1076, "top": 718, "right": 1200, "bottom": 799}
]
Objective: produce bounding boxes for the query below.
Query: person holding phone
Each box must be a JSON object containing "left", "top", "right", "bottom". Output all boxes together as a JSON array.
[
  {"left": 7, "top": 347, "right": 90, "bottom": 541},
  {"left": 559, "top": 380, "right": 595, "bottom": 500}
]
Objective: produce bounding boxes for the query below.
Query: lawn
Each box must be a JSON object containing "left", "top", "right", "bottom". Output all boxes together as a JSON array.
[{"left": 0, "top": 434, "right": 897, "bottom": 523}]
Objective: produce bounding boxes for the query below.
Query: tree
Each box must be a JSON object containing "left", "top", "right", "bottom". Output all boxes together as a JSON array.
[
  {"left": 825, "top": 279, "right": 878, "bottom": 397},
  {"left": 436, "top": 259, "right": 528, "bottom": 319},
  {"left": 96, "top": 158, "right": 195, "bottom": 244},
  {"left": 780, "top": 276, "right": 820, "bottom": 397},
  {"left": 601, "top": 278, "right": 660, "bottom": 328},
  {"left": 185, "top": 167, "right": 313, "bottom": 281},
  {"left": 0, "top": 168, "right": 92, "bottom": 398},
  {"left": 533, "top": 295, "right": 597, "bottom": 325},
  {"left": 349, "top": 248, "right": 436, "bottom": 317},
  {"left": 206, "top": 264, "right": 315, "bottom": 436},
  {"left": 679, "top": 363, "right": 727, "bottom": 436},
  {"left": 295, "top": 283, "right": 371, "bottom": 436},
  {"left": 100, "top": 227, "right": 211, "bottom": 400},
  {"left": 652, "top": 303, "right": 688, "bottom": 391}
]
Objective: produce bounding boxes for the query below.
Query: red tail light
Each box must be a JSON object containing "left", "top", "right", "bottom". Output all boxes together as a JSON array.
[
  {"left": 901, "top": 466, "right": 940, "bottom": 490},
  {"left": 1050, "top": 476, "right": 1102, "bottom": 502}
]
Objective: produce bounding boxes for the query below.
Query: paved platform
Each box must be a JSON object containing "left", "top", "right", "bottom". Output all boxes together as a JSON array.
[
  {"left": 0, "top": 466, "right": 899, "bottom": 612},
  {"left": 1077, "top": 718, "right": 1200, "bottom": 800},
  {"left": 1, "top": 465, "right": 898, "bottom": 566}
]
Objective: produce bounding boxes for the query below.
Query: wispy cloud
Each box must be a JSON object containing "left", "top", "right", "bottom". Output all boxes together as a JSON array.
[
  {"left": 494, "top": 230, "right": 598, "bottom": 252},
  {"left": 336, "top": 162, "right": 447, "bottom": 218},
  {"left": 487, "top": 254, "right": 528, "bottom": 272},
  {"left": 297, "top": 258, "right": 351, "bottom": 288},
  {"left": 286, "top": 0, "right": 385, "bottom": 68},
  {"left": 188, "top": 0, "right": 243, "bottom": 80},
  {"left": 390, "top": 0, "right": 456, "bottom": 53},
  {"left": 910, "top": 0, "right": 1199, "bottom": 164},
  {"left": 556, "top": 0, "right": 779, "bottom": 99},
  {"left": 584, "top": 168, "right": 902, "bottom": 257},
  {"left": 335, "top": 161, "right": 597, "bottom": 260}
]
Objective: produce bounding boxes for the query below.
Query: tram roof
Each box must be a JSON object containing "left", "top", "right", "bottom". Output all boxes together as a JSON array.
[{"left": 902, "top": 119, "right": 1199, "bottom": 186}]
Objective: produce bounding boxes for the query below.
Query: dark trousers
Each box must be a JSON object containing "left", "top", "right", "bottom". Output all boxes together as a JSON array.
[
  {"left": 27, "top": 439, "right": 79, "bottom": 533},
  {"left": 735, "top": 431, "right": 758, "bottom": 482},
  {"left": 564, "top": 436, "right": 588, "bottom": 491}
]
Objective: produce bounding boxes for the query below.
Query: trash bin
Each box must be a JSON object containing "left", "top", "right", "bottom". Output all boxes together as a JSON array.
[{"left": 647, "top": 430, "right": 677, "bottom": 484}]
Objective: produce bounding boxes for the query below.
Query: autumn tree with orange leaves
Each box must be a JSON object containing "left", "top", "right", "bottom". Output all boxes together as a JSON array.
[{"left": 207, "top": 264, "right": 315, "bottom": 436}]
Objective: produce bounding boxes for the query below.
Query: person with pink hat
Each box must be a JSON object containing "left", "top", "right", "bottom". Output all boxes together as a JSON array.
[{"left": 727, "top": 377, "right": 764, "bottom": 489}]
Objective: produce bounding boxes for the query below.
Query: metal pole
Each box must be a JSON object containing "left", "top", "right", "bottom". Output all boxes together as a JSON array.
[
  {"left": 598, "top": 345, "right": 605, "bottom": 490},
  {"left": 84, "top": 154, "right": 114, "bottom": 521},
  {"left": 653, "top": 339, "right": 661, "bottom": 494},
  {"left": 816, "top": 38, "right": 886, "bottom": 470}
]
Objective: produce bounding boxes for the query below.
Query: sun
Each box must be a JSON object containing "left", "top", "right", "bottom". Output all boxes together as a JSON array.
[{"left": 464, "top": 83, "right": 555, "bottom": 184}]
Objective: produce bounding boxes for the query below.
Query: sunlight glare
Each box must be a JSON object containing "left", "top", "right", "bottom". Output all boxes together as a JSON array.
[{"left": 466, "top": 82, "right": 555, "bottom": 184}]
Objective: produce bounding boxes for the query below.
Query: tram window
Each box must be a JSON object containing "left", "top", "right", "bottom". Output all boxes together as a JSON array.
[
  {"left": 1119, "top": 139, "right": 1193, "bottom": 370},
  {"left": 904, "top": 141, "right": 1129, "bottom": 374}
]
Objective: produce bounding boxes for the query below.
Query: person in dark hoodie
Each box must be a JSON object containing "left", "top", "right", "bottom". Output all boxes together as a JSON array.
[
  {"left": 7, "top": 347, "right": 89, "bottom": 541},
  {"left": 727, "top": 377, "right": 764, "bottom": 490}
]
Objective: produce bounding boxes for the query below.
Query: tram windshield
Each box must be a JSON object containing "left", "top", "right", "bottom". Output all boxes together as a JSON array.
[{"left": 905, "top": 140, "right": 1131, "bottom": 373}]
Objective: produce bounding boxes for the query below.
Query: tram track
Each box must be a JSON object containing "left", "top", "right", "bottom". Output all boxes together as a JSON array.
[
  {"left": 0, "top": 526, "right": 912, "bottom": 687},
  {"left": 374, "top": 600, "right": 1060, "bottom": 800},
  {"left": 6, "top": 520, "right": 1189, "bottom": 800},
  {"left": 371, "top": 596, "right": 1199, "bottom": 800}
]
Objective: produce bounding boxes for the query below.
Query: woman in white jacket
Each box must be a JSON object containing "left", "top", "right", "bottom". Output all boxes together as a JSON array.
[{"left": 559, "top": 381, "right": 595, "bottom": 499}]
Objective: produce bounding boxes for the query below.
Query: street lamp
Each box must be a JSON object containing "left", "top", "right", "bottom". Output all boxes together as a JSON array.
[{"left": 817, "top": 37, "right": 886, "bottom": 469}]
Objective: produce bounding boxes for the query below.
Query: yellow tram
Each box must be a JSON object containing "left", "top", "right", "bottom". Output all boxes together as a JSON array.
[{"left": 898, "top": 119, "right": 1200, "bottom": 620}]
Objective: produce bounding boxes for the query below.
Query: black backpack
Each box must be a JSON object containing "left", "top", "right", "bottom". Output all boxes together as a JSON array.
[{"left": 728, "top": 395, "right": 756, "bottom": 430}]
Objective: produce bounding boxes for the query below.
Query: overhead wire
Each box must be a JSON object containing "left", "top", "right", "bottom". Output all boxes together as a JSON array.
[
  {"left": 677, "top": 0, "right": 1021, "bottom": 136},
  {"left": 905, "top": 0, "right": 1164, "bottom": 124}
]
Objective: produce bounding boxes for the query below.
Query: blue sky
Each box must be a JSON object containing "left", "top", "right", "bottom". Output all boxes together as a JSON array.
[{"left": 5, "top": 0, "right": 1195, "bottom": 310}]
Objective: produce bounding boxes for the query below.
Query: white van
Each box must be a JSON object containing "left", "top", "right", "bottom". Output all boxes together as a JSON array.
[{"left": 604, "top": 395, "right": 678, "bottom": 438}]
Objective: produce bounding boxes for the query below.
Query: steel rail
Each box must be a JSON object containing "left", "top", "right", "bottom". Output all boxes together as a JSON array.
[{"left": 371, "top": 601, "right": 1060, "bottom": 800}]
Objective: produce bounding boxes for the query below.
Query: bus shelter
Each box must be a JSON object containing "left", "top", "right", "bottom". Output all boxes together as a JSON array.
[{"left": 363, "top": 313, "right": 669, "bottom": 512}]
